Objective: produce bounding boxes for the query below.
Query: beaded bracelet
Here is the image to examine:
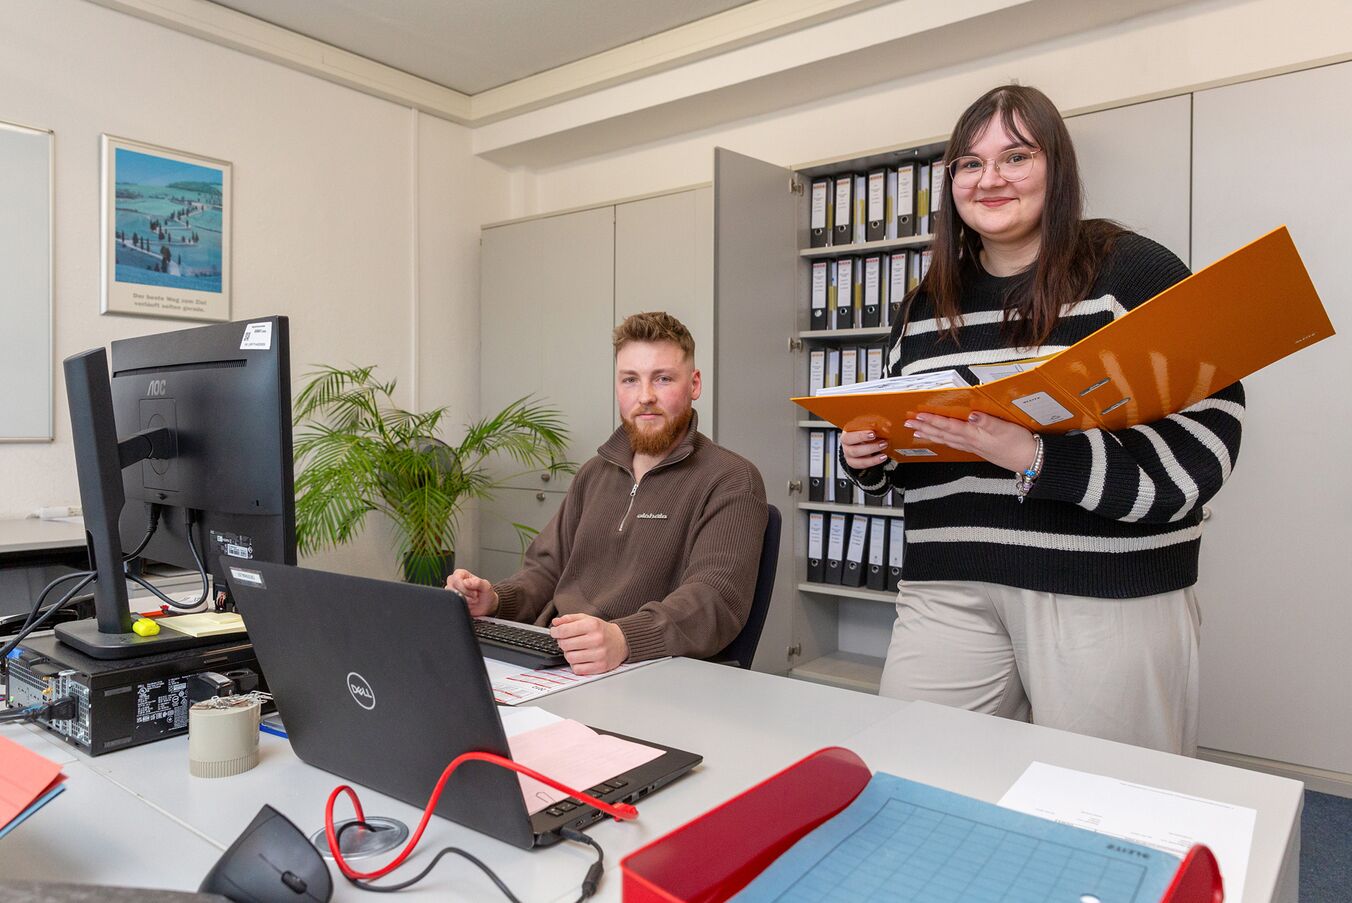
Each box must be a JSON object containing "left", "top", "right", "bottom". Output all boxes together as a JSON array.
[{"left": 1014, "top": 434, "right": 1044, "bottom": 504}]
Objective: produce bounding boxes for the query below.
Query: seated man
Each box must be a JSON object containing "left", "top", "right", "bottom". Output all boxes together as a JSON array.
[{"left": 447, "top": 311, "right": 768, "bottom": 675}]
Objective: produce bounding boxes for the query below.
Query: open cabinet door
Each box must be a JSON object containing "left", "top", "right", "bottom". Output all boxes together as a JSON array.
[{"left": 712, "top": 148, "right": 798, "bottom": 673}]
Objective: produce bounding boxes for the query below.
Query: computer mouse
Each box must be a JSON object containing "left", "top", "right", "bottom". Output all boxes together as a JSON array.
[{"left": 199, "top": 804, "right": 333, "bottom": 903}]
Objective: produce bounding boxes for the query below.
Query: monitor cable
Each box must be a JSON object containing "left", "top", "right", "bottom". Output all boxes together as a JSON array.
[
  {"left": 124, "top": 508, "right": 210, "bottom": 612},
  {"left": 324, "top": 751, "right": 636, "bottom": 899},
  {"left": 0, "top": 504, "right": 204, "bottom": 670},
  {"left": 0, "top": 570, "right": 97, "bottom": 667}
]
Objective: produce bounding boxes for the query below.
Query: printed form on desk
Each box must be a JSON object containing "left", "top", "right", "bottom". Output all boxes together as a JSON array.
[
  {"left": 732, "top": 772, "right": 1183, "bottom": 903},
  {"left": 484, "top": 656, "right": 666, "bottom": 705},
  {"left": 498, "top": 708, "right": 662, "bottom": 815},
  {"left": 999, "top": 762, "right": 1256, "bottom": 902}
]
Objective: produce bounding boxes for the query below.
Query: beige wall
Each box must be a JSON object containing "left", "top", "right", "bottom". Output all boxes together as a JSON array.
[{"left": 497, "top": 0, "right": 1350, "bottom": 219}]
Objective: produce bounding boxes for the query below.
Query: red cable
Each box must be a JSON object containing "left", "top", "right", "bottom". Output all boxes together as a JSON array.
[{"left": 324, "top": 750, "right": 640, "bottom": 882}]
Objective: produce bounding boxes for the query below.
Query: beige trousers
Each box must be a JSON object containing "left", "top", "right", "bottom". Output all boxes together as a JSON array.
[{"left": 879, "top": 580, "right": 1201, "bottom": 755}]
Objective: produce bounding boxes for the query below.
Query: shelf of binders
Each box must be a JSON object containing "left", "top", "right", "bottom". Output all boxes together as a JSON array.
[
  {"left": 797, "top": 501, "right": 897, "bottom": 517},
  {"left": 799, "top": 326, "right": 889, "bottom": 341},
  {"left": 788, "top": 141, "right": 947, "bottom": 696},
  {"left": 799, "top": 233, "right": 933, "bottom": 258},
  {"left": 797, "top": 582, "right": 897, "bottom": 604}
]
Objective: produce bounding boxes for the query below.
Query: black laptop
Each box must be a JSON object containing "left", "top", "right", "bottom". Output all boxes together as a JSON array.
[{"left": 224, "top": 561, "right": 701, "bottom": 850}]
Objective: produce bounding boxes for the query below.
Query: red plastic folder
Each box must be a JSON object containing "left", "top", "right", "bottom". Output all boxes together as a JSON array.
[
  {"left": 620, "top": 747, "right": 1224, "bottom": 903},
  {"left": 0, "top": 734, "right": 66, "bottom": 836}
]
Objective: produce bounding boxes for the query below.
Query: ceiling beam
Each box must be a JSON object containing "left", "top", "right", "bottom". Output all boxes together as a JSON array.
[{"left": 85, "top": 0, "right": 474, "bottom": 123}]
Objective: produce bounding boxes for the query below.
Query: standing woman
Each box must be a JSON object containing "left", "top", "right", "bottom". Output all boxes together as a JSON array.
[{"left": 840, "top": 85, "right": 1243, "bottom": 755}]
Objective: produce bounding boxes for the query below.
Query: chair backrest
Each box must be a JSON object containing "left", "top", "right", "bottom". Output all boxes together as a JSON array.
[{"left": 713, "top": 504, "right": 781, "bottom": 669}]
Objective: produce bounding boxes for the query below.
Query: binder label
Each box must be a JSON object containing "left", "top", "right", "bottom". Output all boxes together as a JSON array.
[
  {"left": 811, "top": 261, "right": 828, "bottom": 310},
  {"left": 846, "top": 517, "right": 868, "bottom": 561},
  {"left": 864, "top": 257, "right": 880, "bottom": 306},
  {"left": 867, "top": 171, "right": 885, "bottom": 222},
  {"left": 841, "top": 349, "right": 857, "bottom": 387},
  {"left": 810, "top": 181, "right": 828, "bottom": 229},
  {"left": 1011, "top": 391, "right": 1075, "bottom": 426},
  {"left": 809, "top": 431, "right": 825, "bottom": 475},
  {"left": 835, "top": 179, "right": 852, "bottom": 225},
  {"left": 868, "top": 518, "right": 886, "bottom": 567},
  {"left": 808, "top": 350, "right": 825, "bottom": 396},
  {"left": 827, "top": 514, "right": 847, "bottom": 560},
  {"left": 897, "top": 167, "right": 914, "bottom": 209},
  {"left": 888, "top": 520, "right": 905, "bottom": 567},
  {"left": 890, "top": 253, "right": 908, "bottom": 306},
  {"left": 866, "top": 348, "right": 883, "bottom": 382},
  {"left": 808, "top": 512, "right": 824, "bottom": 559}
]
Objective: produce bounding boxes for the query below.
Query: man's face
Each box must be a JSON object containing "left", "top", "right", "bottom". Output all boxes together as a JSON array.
[{"left": 615, "top": 340, "right": 701, "bottom": 456}]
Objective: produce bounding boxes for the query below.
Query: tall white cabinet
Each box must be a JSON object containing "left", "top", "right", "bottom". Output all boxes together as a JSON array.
[
  {"left": 1190, "top": 62, "right": 1352, "bottom": 779},
  {"left": 477, "top": 188, "right": 717, "bottom": 585}
]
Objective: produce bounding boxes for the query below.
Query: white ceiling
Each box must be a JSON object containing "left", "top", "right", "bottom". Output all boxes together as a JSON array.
[{"left": 207, "top": 0, "right": 759, "bottom": 95}]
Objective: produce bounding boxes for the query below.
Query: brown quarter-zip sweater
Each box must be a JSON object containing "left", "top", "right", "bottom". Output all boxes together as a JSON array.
[{"left": 493, "top": 415, "right": 768, "bottom": 661}]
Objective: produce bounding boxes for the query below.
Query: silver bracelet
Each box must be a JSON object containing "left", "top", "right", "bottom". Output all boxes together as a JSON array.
[{"left": 1014, "top": 435, "right": 1044, "bottom": 504}]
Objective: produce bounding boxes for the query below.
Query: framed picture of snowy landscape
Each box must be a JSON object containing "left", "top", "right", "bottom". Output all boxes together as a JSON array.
[{"left": 101, "top": 135, "right": 231, "bottom": 321}]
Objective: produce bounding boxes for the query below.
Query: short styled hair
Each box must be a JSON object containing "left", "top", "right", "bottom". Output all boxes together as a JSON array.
[{"left": 612, "top": 311, "right": 695, "bottom": 362}]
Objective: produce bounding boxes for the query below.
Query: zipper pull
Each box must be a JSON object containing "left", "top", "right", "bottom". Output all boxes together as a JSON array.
[{"left": 618, "top": 482, "right": 639, "bottom": 533}]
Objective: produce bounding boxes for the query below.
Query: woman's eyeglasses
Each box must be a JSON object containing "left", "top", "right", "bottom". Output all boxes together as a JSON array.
[{"left": 946, "top": 148, "right": 1041, "bottom": 188}]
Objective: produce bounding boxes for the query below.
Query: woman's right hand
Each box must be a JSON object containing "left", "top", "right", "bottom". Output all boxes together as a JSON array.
[{"left": 841, "top": 429, "right": 892, "bottom": 470}]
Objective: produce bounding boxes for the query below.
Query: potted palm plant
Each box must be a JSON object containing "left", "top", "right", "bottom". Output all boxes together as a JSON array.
[{"left": 292, "top": 365, "right": 571, "bottom": 585}]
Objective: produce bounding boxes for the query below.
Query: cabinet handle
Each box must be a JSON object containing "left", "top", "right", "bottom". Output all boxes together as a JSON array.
[
  {"left": 536, "top": 492, "right": 546, "bottom": 502},
  {"left": 1202, "top": 505, "right": 1212, "bottom": 521},
  {"left": 540, "top": 472, "right": 551, "bottom": 483}
]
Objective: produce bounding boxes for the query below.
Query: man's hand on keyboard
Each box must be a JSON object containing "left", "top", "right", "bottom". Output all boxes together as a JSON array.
[
  {"left": 550, "top": 613, "right": 628, "bottom": 675},
  {"left": 445, "top": 568, "right": 500, "bottom": 618}
]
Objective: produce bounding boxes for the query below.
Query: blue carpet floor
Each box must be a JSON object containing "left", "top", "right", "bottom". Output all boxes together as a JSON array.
[{"left": 1301, "top": 790, "right": 1352, "bottom": 902}]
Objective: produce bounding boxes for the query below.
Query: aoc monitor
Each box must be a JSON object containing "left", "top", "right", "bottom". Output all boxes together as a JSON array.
[{"left": 57, "top": 316, "right": 294, "bottom": 660}]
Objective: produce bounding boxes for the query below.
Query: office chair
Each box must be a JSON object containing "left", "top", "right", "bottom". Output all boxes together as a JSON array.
[{"left": 711, "top": 504, "right": 781, "bottom": 670}]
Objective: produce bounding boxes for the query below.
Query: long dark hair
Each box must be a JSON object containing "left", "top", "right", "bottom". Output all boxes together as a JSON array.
[{"left": 914, "top": 84, "right": 1123, "bottom": 348}]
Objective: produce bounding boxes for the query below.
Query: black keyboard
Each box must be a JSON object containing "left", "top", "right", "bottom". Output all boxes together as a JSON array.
[{"left": 472, "top": 620, "right": 567, "bottom": 669}]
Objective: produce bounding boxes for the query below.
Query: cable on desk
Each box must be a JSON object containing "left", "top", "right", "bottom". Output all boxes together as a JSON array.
[
  {"left": 0, "top": 696, "right": 78, "bottom": 724},
  {"left": 1, "top": 571, "right": 96, "bottom": 667},
  {"left": 16, "top": 569, "right": 96, "bottom": 637},
  {"left": 325, "top": 751, "right": 636, "bottom": 899}
]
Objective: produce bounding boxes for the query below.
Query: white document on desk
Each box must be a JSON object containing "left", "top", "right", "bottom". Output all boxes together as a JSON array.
[
  {"left": 484, "top": 657, "right": 667, "bottom": 706},
  {"left": 998, "top": 761, "right": 1256, "bottom": 902}
]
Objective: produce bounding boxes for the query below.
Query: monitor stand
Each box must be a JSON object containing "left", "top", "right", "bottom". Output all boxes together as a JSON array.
[{"left": 54, "top": 617, "right": 234, "bottom": 660}]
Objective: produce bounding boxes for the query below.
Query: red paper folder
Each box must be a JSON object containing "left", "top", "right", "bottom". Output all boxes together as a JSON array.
[
  {"left": 793, "top": 226, "right": 1334, "bottom": 463},
  {"left": 0, "top": 734, "right": 66, "bottom": 834},
  {"left": 620, "top": 747, "right": 1224, "bottom": 903}
]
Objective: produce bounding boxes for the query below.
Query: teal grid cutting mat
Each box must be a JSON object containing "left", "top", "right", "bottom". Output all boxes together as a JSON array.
[{"left": 732, "top": 772, "right": 1180, "bottom": 903}]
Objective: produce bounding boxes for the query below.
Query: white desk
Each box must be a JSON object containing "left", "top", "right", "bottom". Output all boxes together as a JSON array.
[
  {"left": 0, "top": 659, "right": 1303, "bottom": 902},
  {"left": 0, "top": 517, "right": 86, "bottom": 556},
  {"left": 0, "top": 723, "right": 223, "bottom": 891}
]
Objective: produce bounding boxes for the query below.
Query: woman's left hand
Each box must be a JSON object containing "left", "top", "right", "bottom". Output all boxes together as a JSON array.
[{"left": 905, "top": 411, "right": 1039, "bottom": 473}]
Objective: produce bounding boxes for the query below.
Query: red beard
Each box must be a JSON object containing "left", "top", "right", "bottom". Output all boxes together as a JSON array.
[{"left": 622, "top": 405, "right": 693, "bottom": 456}]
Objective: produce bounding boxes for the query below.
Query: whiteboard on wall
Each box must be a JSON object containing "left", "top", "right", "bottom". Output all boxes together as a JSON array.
[{"left": 0, "top": 121, "right": 53, "bottom": 440}]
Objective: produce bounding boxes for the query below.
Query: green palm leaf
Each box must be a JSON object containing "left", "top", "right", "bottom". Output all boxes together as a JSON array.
[{"left": 292, "top": 365, "right": 574, "bottom": 579}]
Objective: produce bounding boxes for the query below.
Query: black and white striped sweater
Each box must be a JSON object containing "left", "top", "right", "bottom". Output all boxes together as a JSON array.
[{"left": 843, "top": 232, "right": 1245, "bottom": 598}]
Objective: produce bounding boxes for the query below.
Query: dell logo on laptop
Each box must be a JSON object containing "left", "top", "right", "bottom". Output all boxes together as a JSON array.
[{"left": 346, "top": 672, "right": 376, "bottom": 710}]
